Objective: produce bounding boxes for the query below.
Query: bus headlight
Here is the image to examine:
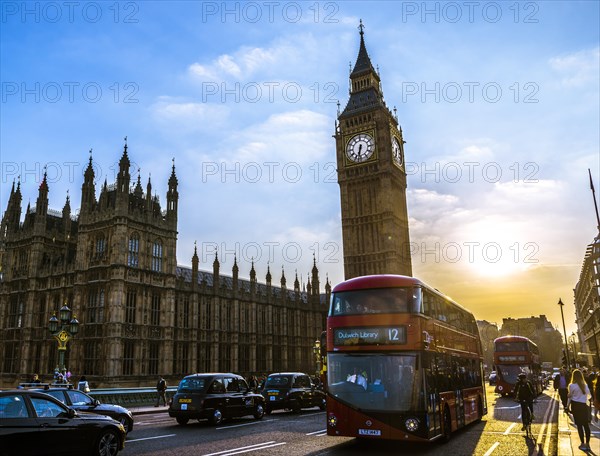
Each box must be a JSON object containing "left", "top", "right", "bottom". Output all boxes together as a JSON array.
[
  {"left": 328, "top": 414, "right": 337, "bottom": 427},
  {"left": 405, "top": 417, "right": 419, "bottom": 432}
]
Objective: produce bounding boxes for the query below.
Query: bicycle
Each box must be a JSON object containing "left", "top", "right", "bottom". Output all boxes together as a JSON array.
[{"left": 520, "top": 400, "right": 533, "bottom": 439}]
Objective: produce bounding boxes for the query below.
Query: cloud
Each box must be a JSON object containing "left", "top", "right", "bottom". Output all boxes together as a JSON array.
[
  {"left": 150, "top": 96, "right": 229, "bottom": 131},
  {"left": 549, "top": 47, "right": 600, "bottom": 88}
]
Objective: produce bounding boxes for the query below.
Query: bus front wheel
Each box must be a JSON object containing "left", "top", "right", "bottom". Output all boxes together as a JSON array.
[{"left": 440, "top": 408, "right": 452, "bottom": 443}]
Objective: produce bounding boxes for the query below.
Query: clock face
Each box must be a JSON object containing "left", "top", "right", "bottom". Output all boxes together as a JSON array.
[
  {"left": 346, "top": 133, "right": 375, "bottom": 163},
  {"left": 392, "top": 137, "right": 403, "bottom": 166}
]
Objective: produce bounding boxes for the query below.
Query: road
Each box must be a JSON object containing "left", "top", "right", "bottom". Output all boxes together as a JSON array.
[{"left": 121, "top": 385, "right": 559, "bottom": 456}]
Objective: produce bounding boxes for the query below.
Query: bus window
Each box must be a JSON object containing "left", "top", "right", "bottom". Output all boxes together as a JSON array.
[{"left": 330, "top": 288, "right": 419, "bottom": 316}]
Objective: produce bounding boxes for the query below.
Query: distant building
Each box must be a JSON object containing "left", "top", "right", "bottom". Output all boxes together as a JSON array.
[
  {"left": 573, "top": 236, "right": 600, "bottom": 367},
  {"left": 0, "top": 145, "right": 329, "bottom": 388},
  {"left": 500, "top": 315, "right": 563, "bottom": 366},
  {"left": 476, "top": 320, "right": 499, "bottom": 373}
]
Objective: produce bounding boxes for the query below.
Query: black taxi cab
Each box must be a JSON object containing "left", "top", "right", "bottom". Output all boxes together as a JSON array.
[
  {"left": 261, "top": 372, "right": 326, "bottom": 414},
  {"left": 168, "top": 373, "right": 265, "bottom": 425}
]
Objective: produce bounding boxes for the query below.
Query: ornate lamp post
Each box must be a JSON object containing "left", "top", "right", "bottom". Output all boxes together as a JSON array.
[
  {"left": 569, "top": 332, "right": 578, "bottom": 367},
  {"left": 558, "top": 298, "right": 571, "bottom": 369},
  {"left": 313, "top": 339, "right": 321, "bottom": 378},
  {"left": 589, "top": 308, "right": 600, "bottom": 367},
  {"left": 48, "top": 302, "right": 79, "bottom": 377}
]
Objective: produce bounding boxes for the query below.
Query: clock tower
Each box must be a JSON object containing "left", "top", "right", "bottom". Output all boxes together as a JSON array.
[{"left": 335, "top": 22, "right": 412, "bottom": 280}]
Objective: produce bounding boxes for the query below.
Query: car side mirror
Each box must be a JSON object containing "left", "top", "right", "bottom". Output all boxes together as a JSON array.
[
  {"left": 67, "top": 408, "right": 76, "bottom": 418},
  {"left": 93, "top": 399, "right": 100, "bottom": 406}
]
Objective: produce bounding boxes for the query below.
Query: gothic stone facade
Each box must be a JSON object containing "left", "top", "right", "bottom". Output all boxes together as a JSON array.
[{"left": 0, "top": 146, "right": 329, "bottom": 388}]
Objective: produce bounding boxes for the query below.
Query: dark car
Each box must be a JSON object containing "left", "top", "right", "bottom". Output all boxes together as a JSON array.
[
  {"left": 261, "top": 372, "right": 327, "bottom": 414},
  {"left": 31, "top": 386, "right": 134, "bottom": 433},
  {"left": 168, "top": 373, "right": 265, "bottom": 425},
  {"left": 0, "top": 389, "right": 125, "bottom": 456}
]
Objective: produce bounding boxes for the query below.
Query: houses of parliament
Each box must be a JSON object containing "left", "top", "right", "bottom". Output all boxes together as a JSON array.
[{"left": 0, "top": 24, "right": 413, "bottom": 387}]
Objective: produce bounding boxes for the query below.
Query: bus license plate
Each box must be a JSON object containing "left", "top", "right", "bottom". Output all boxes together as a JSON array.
[{"left": 358, "top": 429, "right": 381, "bottom": 436}]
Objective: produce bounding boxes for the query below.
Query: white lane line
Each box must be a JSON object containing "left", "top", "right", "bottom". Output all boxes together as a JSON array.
[
  {"left": 541, "top": 391, "right": 558, "bottom": 456},
  {"left": 305, "top": 429, "right": 327, "bottom": 435},
  {"left": 494, "top": 405, "right": 521, "bottom": 410},
  {"left": 203, "top": 442, "right": 286, "bottom": 456},
  {"left": 483, "top": 441, "right": 500, "bottom": 456},
  {"left": 503, "top": 423, "right": 517, "bottom": 435},
  {"left": 127, "top": 434, "right": 176, "bottom": 442},
  {"left": 216, "top": 419, "right": 276, "bottom": 430}
]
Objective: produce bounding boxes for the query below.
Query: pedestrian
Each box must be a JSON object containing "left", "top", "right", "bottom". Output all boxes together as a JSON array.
[
  {"left": 593, "top": 368, "right": 600, "bottom": 423},
  {"left": 567, "top": 368, "right": 592, "bottom": 451},
  {"left": 77, "top": 375, "right": 90, "bottom": 393},
  {"left": 248, "top": 375, "right": 258, "bottom": 392},
  {"left": 29, "top": 373, "right": 41, "bottom": 384},
  {"left": 155, "top": 376, "right": 167, "bottom": 407},
  {"left": 553, "top": 367, "right": 569, "bottom": 411}
]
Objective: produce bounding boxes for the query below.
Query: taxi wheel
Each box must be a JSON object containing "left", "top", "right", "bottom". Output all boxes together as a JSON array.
[
  {"left": 176, "top": 417, "right": 189, "bottom": 425},
  {"left": 94, "top": 429, "right": 120, "bottom": 456},
  {"left": 254, "top": 403, "right": 264, "bottom": 420},
  {"left": 209, "top": 408, "right": 223, "bottom": 425}
]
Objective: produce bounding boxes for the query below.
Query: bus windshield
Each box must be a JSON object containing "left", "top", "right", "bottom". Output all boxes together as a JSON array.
[
  {"left": 330, "top": 287, "right": 422, "bottom": 316},
  {"left": 497, "top": 364, "right": 532, "bottom": 384},
  {"left": 327, "top": 353, "right": 421, "bottom": 412}
]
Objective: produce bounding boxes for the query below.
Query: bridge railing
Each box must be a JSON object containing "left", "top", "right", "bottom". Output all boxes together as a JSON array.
[{"left": 89, "top": 387, "right": 178, "bottom": 407}]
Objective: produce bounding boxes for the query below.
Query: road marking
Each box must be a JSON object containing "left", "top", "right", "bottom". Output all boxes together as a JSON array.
[
  {"left": 216, "top": 419, "right": 276, "bottom": 430},
  {"left": 503, "top": 423, "right": 517, "bottom": 435},
  {"left": 203, "top": 441, "right": 287, "bottom": 456},
  {"left": 127, "top": 434, "right": 176, "bottom": 442},
  {"left": 483, "top": 441, "right": 499, "bottom": 456},
  {"left": 535, "top": 390, "right": 558, "bottom": 456},
  {"left": 305, "top": 429, "right": 327, "bottom": 435},
  {"left": 494, "top": 405, "right": 521, "bottom": 410}
]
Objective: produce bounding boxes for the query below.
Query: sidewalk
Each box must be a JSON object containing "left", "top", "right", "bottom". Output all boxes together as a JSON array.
[
  {"left": 557, "top": 401, "right": 600, "bottom": 454},
  {"left": 129, "top": 404, "right": 170, "bottom": 415}
]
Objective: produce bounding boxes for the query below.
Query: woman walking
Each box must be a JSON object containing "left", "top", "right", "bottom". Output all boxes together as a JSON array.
[{"left": 567, "top": 368, "right": 592, "bottom": 451}]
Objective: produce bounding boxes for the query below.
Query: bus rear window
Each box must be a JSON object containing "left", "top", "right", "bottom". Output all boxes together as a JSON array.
[{"left": 330, "top": 287, "right": 420, "bottom": 316}]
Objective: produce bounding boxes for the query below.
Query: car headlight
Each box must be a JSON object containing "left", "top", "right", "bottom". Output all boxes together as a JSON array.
[
  {"left": 405, "top": 417, "right": 419, "bottom": 432},
  {"left": 498, "top": 385, "right": 503, "bottom": 391},
  {"left": 328, "top": 413, "right": 337, "bottom": 427}
]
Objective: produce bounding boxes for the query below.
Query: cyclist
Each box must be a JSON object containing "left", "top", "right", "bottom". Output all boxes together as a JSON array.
[{"left": 514, "top": 372, "right": 535, "bottom": 430}]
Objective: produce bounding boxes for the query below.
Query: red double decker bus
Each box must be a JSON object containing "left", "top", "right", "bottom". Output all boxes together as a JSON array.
[
  {"left": 493, "top": 335, "right": 542, "bottom": 397},
  {"left": 326, "top": 275, "right": 486, "bottom": 442}
]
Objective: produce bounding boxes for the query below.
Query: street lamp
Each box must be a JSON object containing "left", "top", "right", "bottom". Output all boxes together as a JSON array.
[
  {"left": 48, "top": 301, "right": 79, "bottom": 378},
  {"left": 313, "top": 339, "right": 321, "bottom": 378},
  {"left": 588, "top": 308, "right": 600, "bottom": 367},
  {"left": 558, "top": 298, "right": 571, "bottom": 369},
  {"left": 569, "top": 332, "right": 578, "bottom": 367}
]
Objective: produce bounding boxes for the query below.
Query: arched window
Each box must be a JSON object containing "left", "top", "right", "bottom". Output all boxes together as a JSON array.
[
  {"left": 151, "top": 240, "right": 162, "bottom": 272},
  {"left": 95, "top": 235, "right": 106, "bottom": 259},
  {"left": 128, "top": 234, "right": 139, "bottom": 267}
]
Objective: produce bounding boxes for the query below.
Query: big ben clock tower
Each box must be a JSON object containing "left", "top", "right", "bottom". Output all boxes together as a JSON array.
[{"left": 335, "top": 21, "right": 412, "bottom": 280}]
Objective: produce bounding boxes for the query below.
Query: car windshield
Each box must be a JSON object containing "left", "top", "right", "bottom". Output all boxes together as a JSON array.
[
  {"left": 330, "top": 287, "right": 421, "bottom": 316},
  {"left": 265, "top": 376, "right": 291, "bottom": 387},
  {"left": 178, "top": 377, "right": 209, "bottom": 393},
  {"left": 327, "top": 353, "right": 420, "bottom": 412}
]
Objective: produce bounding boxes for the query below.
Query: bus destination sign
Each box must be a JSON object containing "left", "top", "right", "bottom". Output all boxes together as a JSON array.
[{"left": 334, "top": 326, "right": 407, "bottom": 346}]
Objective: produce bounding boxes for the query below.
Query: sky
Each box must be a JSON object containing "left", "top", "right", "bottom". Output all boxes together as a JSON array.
[{"left": 1, "top": 1, "right": 599, "bottom": 335}]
